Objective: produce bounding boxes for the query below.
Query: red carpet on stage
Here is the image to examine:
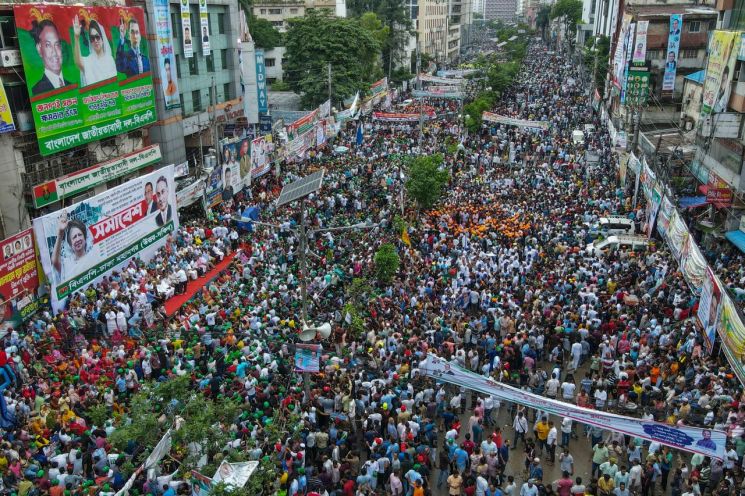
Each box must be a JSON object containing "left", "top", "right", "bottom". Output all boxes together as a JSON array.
[{"left": 164, "top": 252, "right": 237, "bottom": 316}]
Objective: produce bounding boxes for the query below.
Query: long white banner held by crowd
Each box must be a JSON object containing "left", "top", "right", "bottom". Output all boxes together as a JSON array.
[
  {"left": 34, "top": 165, "right": 179, "bottom": 312},
  {"left": 420, "top": 355, "right": 726, "bottom": 459},
  {"left": 482, "top": 112, "right": 549, "bottom": 130}
]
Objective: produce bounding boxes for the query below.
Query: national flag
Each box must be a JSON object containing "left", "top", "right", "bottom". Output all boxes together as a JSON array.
[
  {"left": 401, "top": 226, "right": 411, "bottom": 247},
  {"left": 356, "top": 123, "right": 363, "bottom": 146},
  {"left": 33, "top": 181, "right": 58, "bottom": 208}
]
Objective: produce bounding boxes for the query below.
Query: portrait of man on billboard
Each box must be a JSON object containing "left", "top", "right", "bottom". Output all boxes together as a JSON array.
[
  {"left": 30, "top": 19, "right": 69, "bottom": 95},
  {"left": 154, "top": 176, "right": 173, "bottom": 227},
  {"left": 116, "top": 17, "right": 150, "bottom": 77}
]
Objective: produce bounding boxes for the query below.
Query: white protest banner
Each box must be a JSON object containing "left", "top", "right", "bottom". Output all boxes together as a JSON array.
[
  {"left": 632, "top": 21, "right": 649, "bottom": 64},
  {"left": 33, "top": 166, "right": 179, "bottom": 311},
  {"left": 212, "top": 461, "right": 259, "bottom": 489},
  {"left": 180, "top": 0, "right": 193, "bottom": 58},
  {"left": 420, "top": 354, "right": 727, "bottom": 459},
  {"left": 482, "top": 112, "right": 549, "bottom": 130},
  {"left": 199, "top": 0, "right": 210, "bottom": 55},
  {"left": 176, "top": 179, "right": 205, "bottom": 209}
]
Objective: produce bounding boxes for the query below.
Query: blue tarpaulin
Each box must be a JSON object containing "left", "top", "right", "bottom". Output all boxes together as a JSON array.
[
  {"left": 679, "top": 196, "right": 708, "bottom": 208},
  {"left": 236, "top": 206, "right": 260, "bottom": 232},
  {"left": 725, "top": 230, "right": 745, "bottom": 254}
]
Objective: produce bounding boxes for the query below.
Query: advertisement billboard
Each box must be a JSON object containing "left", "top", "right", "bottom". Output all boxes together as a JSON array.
[
  {"left": 632, "top": 21, "right": 649, "bottom": 64},
  {"left": 154, "top": 0, "right": 180, "bottom": 110},
  {"left": 199, "top": 0, "right": 210, "bottom": 56},
  {"left": 0, "top": 79, "right": 15, "bottom": 133},
  {"left": 180, "top": 0, "right": 193, "bottom": 58},
  {"left": 32, "top": 144, "right": 161, "bottom": 208},
  {"left": 250, "top": 135, "right": 273, "bottom": 180},
  {"left": 662, "top": 15, "right": 683, "bottom": 91},
  {"left": 0, "top": 229, "right": 41, "bottom": 326},
  {"left": 698, "top": 267, "right": 722, "bottom": 354},
  {"left": 702, "top": 30, "right": 741, "bottom": 116},
  {"left": 33, "top": 165, "right": 179, "bottom": 311},
  {"left": 14, "top": 5, "right": 157, "bottom": 156},
  {"left": 220, "top": 137, "right": 251, "bottom": 190}
]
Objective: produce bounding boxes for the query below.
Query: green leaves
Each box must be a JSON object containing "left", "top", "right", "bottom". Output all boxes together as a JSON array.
[
  {"left": 374, "top": 243, "right": 400, "bottom": 285},
  {"left": 405, "top": 154, "right": 449, "bottom": 210},
  {"left": 285, "top": 11, "right": 382, "bottom": 108}
]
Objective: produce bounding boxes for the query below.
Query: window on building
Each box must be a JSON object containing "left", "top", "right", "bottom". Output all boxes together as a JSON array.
[
  {"left": 271, "top": 21, "right": 283, "bottom": 27},
  {"left": 290, "top": 8, "right": 299, "bottom": 13},
  {"left": 192, "top": 90, "right": 202, "bottom": 112},
  {"left": 681, "top": 48, "right": 698, "bottom": 59},
  {"left": 172, "top": 13, "right": 179, "bottom": 37},
  {"left": 260, "top": 8, "right": 267, "bottom": 14},
  {"left": 218, "top": 13, "right": 226, "bottom": 33},
  {"left": 220, "top": 49, "right": 228, "bottom": 69},
  {"left": 206, "top": 53, "right": 214, "bottom": 72},
  {"left": 265, "top": 58, "right": 276, "bottom": 67},
  {"left": 688, "top": 21, "right": 701, "bottom": 32},
  {"left": 224, "top": 83, "right": 231, "bottom": 100},
  {"left": 175, "top": 54, "right": 181, "bottom": 78},
  {"left": 180, "top": 94, "right": 185, "bottom": 113},
  {"left": 281, "top": 57, "right": 287, "bottom": 66},
  {"left": 709, "top": 20, "right": 717, "bottom": 30},
  {"left": 268, "top": 77, "right": 277, "bottom": 84},
  {"left": 189, "top": 56, "right": 198, "bottom": 75},
  {"left": 269, "top": 8, "right": 282, "bottom": 14}
]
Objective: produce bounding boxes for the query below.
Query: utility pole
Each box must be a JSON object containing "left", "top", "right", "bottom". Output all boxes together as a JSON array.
[
  {"left": 210, "top": 77, "right": 219, "bottom": 166},
  {"left": 416, "top": 47, "right": 423, "bottom": 144},
  {"left": 327, "top": 63, "right": 332, "bottom": 106}
]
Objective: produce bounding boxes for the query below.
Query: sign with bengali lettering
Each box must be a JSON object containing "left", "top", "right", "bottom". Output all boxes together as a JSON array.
[
  {"left": 14, "top": 4, "right": 157, "bottom": 156},
  {"left": 0, "top": 229, "right": 41, "bottom": 326},
  {"left": 32, "top": 144, "right": 161, "bottom": 208},
  {"left": 33, "top": 165, "right": 178, "bottom": 312}
]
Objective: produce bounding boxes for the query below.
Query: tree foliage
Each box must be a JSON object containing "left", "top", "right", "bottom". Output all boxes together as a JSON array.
[
  {"left": 347, "top": 0, "right": 412, "bottom": 72},
  {"left": 374, "top": 243, "right": 400, "bottom": 284},
  {"left": 405, "top": 154, "right": 449, "bottom": 210},
  {"left": 238, "top": 0, "right": 283, "bottom": 50},
  {"left": 550, "top": 0, "right": 583, "bottom": 44},
  {"left": 583, "top": 35, "right": 610, "bottom": 89},
  {"left": 285, "top": 11, "right": 381, "bottom": 108},
  {"left": 536, "top": 5, "right": 551, "bottom": 41}
]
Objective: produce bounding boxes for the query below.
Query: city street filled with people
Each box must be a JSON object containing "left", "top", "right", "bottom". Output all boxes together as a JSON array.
[{"left": 0, "top": 38, "right": 742, "bottom": 496}]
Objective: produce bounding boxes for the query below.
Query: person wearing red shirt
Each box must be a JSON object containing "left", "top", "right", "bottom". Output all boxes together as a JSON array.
[
  {"left": 342, "top": 476, "right": 355, "bottom": 496},
  {"left": 462, "top": 433, "right": 475, "bottom": 455}
]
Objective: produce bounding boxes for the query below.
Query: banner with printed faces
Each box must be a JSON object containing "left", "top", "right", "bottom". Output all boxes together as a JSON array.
[{"left": 33, "top": 165, "right": 179, "bottom": 311}]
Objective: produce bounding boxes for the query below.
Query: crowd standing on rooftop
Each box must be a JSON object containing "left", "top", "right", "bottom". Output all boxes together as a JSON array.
[{"left": 0, "top": 39, "right": 742, "bottom": 496}]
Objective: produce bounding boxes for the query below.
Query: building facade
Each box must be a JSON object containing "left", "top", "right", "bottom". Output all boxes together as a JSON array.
[{"left": 484, "top": 0, "right": 518, "bottom": 21}]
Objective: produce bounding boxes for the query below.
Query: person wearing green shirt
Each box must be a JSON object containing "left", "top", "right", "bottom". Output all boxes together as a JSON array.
[
  {"left": 592, "top": 442, "right": 609, "bottom": 479},
  {"left": 734, "top": 434, "right": 745, "bottom": 460}
]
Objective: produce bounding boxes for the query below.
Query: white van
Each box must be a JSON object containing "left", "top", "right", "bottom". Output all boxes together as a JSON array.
[
  {"left": 586, "top": 216, "right": 636, "bottom": 236},
  {"left": 585, "top": 235, "right": 649, "bottom": 256}
]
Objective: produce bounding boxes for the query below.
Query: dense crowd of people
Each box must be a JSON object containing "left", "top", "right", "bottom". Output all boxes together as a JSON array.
[{"left": 0, "top": 37, "right": 741, "bottom": 496}]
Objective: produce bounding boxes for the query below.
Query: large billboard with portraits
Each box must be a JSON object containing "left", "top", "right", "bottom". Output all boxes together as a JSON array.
[
  {"left": 14, "top": 4, "right": 157, "bottom": 156},
  {"left": 33, "top": 166, "right": 179, "bottom": 312}
]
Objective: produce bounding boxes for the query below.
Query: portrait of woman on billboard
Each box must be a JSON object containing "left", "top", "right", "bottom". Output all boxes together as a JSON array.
[{"left": 72, "top": 14, "right": 117, "bottom": 86}]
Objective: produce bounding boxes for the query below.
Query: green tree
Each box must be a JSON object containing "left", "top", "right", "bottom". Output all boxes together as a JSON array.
[
  {"left": 405, "top": 154, "right": 449, "bottom": 209},
  {"left": 238, "top": 0, "right": 283, "bottom": 50},
  {"left": 285, "top": 11, "right": 381, "bottom": 108},
  {"left": 536, "top": 5, "right": 552, "bottom": 41},
  {"left": 374, "top": 243, "right": 400, "bottom": 284},
  {"left": 550, "top": 0, "right": 583, "bottom": 47},
  {"left": 583, "top": 35, "right": 610, "bottom": 89},
  {"left": 347, "top": 0, "right": 412, "bottom": 74}
]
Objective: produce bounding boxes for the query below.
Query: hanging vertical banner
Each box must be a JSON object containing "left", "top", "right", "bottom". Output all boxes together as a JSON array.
[
  {"left": 154, "top": 0, "right": 181, "bottom": 110},
  {"left": 180, "top": 0, "right": 193, "bottom": 58},
  {"left": 255, "top": 49, "right": 268, "bottom": 114},
  {"left": 662, "top": 15, "right": 683, "bottom": 91},
  {"left": 701, "top": 30, "right": 740, "bottom": 116},
  {"left": 632, "top": 21, "right": 649, "bottom": 64},
  {"left": 625, "top": 69, "right": 650, "bottom": 105},
  {"left": 621, "top": 22, "right": 635, "bottom": 103},
  {"left": 0, "top": 229, "right": 41, "bottom": 326},
  {"left": 0, "top": 79, "right": 15, "bottom": 133},
  {"left": 613, "top": 14, "right": 632, "bottom": 88},
  {"left": 699, "top": 267, "right": 723, "bottom": 354},
  {"left": 199, "top": 0, "right": 210, "bottom": 56}
]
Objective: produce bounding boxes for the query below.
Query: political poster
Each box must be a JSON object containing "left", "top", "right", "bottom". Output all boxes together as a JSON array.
[
  {"left": 662, "top": 15, "right": 683, "bottom": 91},
  {"left": 702, "top": 31, "right": 741, "bottom": 116},
  {"left": 719, "top": 296, "right": 745, "bottom": 383},
  {"left": 154, "top": 0, "right": 180, "bottom": 110},
  {"left": 32, "top": 145, "right": 162, "bottom": 209},
  {"left": 620, "top": 23, "right": 635, "bottom": 103},
  {"left": 613, "top": 15, "right": 632, "bottom": 88},
  {"left": 412, "top": 89, "right": 465, "bottom": 100},
  {"left": 421, "top": 354, "right": 727, "bottom": 459},
  {"left": 632, "top": 21, "right": 649, "bottom": 64},
  {"left": 255, "top": 49, "right": 268, "bottom": 114},
  {"left": 295, "top": 344, "right": 322, "bottom": 372},
  {"left": 0, "top": 229, "right": 41, "bottom": 326},
  {"left": 176, "top": 179, "right": 205, "bottom": 209},
  {"left": 698, "top": 267, "right": 723, "bottom": 354},
  {"left": 33, "top": 165, "right": 179, "bottom": 311},
  {"left": 0, "top": 79, "right": 15, "bottom": 133},
  {"left": 370, "top": 77, "right": 388, "bottom": 95},
  {"left": 212, "top": 461, "right": 259, "bottom": 489},
  {"left": 250, "top": 135, "right": 273, "bottom": 180},
  {"left": 199, "top": 0, "right": 210, "bottom": 56},
  {"left": 180, "top": 0, "right": 193, "bottom": 58},
  {"left": 625, "top": 69, "right": 650, "bottom": 105},
  {"left": 14, "top": 4, "right": 157, "bottom": 156},
  {"left": 219, "top": 137, "right": 251, "bottom": 191},
  {"left": 205, "top": 166, "right": 222, "bottom": 208}
]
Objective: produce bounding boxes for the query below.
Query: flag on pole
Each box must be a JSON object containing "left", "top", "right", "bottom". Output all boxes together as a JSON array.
[
  {"left": 356, "top": 123, "right": 363, "bottom": 146},
  {"left": 401, "top": 226, "right": 411, "bottom": 247}
]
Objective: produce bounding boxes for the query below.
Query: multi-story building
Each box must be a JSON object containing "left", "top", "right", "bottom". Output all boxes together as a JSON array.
[
  {"left": 417, "top": 0, "right": 451, "bottom": 60},
  {"left": 484, "top": 0, "right": 518, "bottom": 21}
]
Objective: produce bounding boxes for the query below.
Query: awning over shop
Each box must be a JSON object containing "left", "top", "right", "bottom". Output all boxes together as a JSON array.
[
  {"left": 725, "top": 230, "right": 745, "bottom": 254},
  {"left": 679, "top": 196, "right": 707, "bottom": 208}
]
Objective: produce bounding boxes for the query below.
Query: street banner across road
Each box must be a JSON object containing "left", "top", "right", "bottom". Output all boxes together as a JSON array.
[
  {"left": 372, "top": 112, "right": 426, "bottom": 122},
  {"left": 482, "top": 112, "right": 549, "bottom": 130},
  {"left": 420, "top": 354, "right": 727, "bottom": 459},
  {"left": 33, "top": 165, "right": 179, "bottom": 311},
  {"left": 14, "top": 4, "right": 157, "bottom": 155},
  {"left": 412, "top": 89, "right": 465, "bottom": 100}
]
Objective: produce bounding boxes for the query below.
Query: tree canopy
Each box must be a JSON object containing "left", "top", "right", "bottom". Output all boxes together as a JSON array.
[
  {"left": 550, "top": 0, "right": 583, "bottom": 43},
  {"left": 284, "top": 11, "right": 382, "bottom": 108},
  {"left": 238, "top": 0, "right": 283, "bottom": 50},
  {"left": 347, "top": 0, "right": 412, "bottom": 71},
  {"left": 405, "top": 154, "right": 449, "bottom": 210}
]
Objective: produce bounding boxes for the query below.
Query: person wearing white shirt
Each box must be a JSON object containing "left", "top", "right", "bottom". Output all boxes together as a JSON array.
[
  {"left": 521, "top": 480, "right": 540, "bottom": 496},
  {"left": 547, "top": 422, "right": 558, "bottom": 462},
  {"left": 561, "top": 417, "right": 573, "bottom": 447}
]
